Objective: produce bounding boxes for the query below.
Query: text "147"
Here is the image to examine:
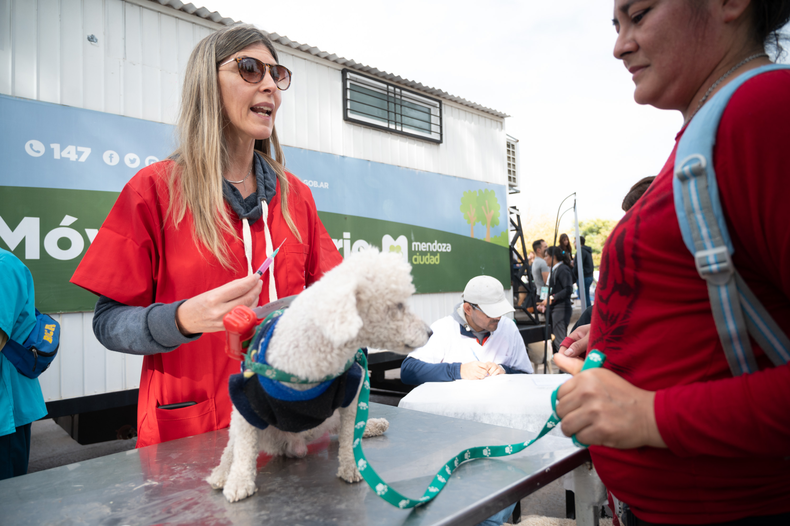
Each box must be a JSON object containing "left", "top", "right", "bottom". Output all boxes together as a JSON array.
[{"left": 51, "top": 144, "right": 91, "bottom": 162}]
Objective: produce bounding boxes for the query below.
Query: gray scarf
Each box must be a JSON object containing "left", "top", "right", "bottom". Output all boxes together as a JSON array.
[{"left": 222, "top": 152, "right": 279, "bottom": 224}]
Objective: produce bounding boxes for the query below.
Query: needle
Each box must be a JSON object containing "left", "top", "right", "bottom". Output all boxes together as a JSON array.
[{"left": 256, "top": 239, "right": 286, "bottom": 277}]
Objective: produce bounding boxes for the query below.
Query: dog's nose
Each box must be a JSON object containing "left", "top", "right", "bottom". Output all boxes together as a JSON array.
[{"left": 425, "top": 324, "right": 433, "bottom": 338}]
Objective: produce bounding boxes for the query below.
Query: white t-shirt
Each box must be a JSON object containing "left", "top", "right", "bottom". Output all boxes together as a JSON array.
[{"left": 408, "top": 315, "right": 534, "bottom": 373}]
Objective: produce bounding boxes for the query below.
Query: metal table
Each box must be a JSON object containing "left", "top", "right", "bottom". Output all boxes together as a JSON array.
[
  {"left": 399, "top": 376, "right": 608, "bottom": 525},
  {"left": 0, "top": 404, "right": 589, "bottom": 526}
]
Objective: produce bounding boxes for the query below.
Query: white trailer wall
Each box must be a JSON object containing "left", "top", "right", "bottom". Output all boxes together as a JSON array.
[{"left": 0, "top": 0, "right": 509, "bottom": 403}]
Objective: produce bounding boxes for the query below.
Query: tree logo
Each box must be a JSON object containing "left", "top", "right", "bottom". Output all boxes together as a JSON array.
[
  {"left": 460, "top": 189, "right": 507, "bottom": 246},
  {"left": 461, "top": 190, "right": 479, "bottom": 238}
]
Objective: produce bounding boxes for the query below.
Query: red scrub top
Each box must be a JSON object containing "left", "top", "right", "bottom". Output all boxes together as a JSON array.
[{"left": 71, "top": 160, "right": 342, "bottom": 447}]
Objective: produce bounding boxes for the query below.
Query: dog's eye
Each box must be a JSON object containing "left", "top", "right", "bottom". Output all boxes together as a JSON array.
[{"left": 396, "top": 303, "right": 404, "bottom": 311}]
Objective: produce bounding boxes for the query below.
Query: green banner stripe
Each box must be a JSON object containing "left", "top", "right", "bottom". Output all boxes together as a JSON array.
[
  {"left": 1, "top": 187, "right": 511, "bottom": 313},
  {"left": 318, "top": 211, "right": 510, "bottom": 294}
]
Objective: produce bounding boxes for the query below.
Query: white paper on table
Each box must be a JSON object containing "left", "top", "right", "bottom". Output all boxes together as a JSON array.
[{"left": 399, "top": 374, "right": 571, "bottom": 434}]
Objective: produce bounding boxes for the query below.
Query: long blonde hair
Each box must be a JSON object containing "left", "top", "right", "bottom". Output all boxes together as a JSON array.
[{"left": 168, "top": 24, "right": 301, "bottom": 269}]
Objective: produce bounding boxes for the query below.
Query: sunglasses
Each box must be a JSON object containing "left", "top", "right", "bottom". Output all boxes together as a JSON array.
[
  {"left": 218, "top": 56, "right": 292, "bottom": 91},
  {"left": 468, "top": 303, "right": 497, "bottom": 319}
]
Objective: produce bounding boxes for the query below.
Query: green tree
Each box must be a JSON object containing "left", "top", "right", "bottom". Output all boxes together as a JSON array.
[
  {"left": 460, "top": 190, "right": 479, "bottom": 238},
  {"left": 577, "top": 218, "right": 618, "bottom": 267},
  {"left": 477, "top": 189, "right": 501, "bottom": 242}
]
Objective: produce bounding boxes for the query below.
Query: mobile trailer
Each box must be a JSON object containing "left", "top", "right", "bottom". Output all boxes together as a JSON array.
[{"left": 0, "top": 0, "right": 519, "bottom": 430}]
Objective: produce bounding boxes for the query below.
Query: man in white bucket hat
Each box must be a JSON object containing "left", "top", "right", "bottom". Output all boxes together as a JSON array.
[{"left": 401, "top": 275, "right": 533, "bottom": 385}]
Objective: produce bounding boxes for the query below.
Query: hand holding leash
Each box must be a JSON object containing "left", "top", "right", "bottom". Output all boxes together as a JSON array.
[
  {"left": 355, "top": 351, "right": 608, "bottom": 509},
  {"left": 553, "top": 353, "right": 667, "bottom": 449},
  {"left": 559, "top": 323, "right": 590, "bottom": 358}
]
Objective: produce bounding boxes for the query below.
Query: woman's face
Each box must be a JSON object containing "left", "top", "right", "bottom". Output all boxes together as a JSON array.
[
  {"left": 218, "top": 43, "right": 282, "bottom": 146},
  {"left": 612, "top": 0, "right": 719, "bottom": 113}
]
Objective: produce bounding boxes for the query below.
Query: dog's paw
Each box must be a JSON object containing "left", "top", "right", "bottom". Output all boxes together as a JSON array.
[
  {"left": 337, "top": 462, "right": 363, "bottom": 483},
  {"left": 206, "top": 466, "right": 228, "bottom": 489},
  {"left": 222, "top": 477, "right": 258, "bottom": 503},
  {"left": 362, "top": 418, "right": 389, "bottom": 438}
]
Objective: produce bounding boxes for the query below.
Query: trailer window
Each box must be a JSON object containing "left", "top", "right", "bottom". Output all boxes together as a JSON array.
[
  {"left": 343, "top": 70, "right": 442, "bottom": 143},
  {"left": 507, "top": 135, "right": 519, "bottom": 193}
]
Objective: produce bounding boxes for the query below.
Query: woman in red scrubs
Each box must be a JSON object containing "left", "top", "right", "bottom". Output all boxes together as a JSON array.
[{"left": 72, "top": 25, "right": 341, "bottom": 448}]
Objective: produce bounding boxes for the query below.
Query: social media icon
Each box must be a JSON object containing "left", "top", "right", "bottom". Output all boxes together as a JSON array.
[
  {"left": 124, "top": 153, "right": 140, "bottom": 168},
  {"left": 103, "top": 150, "right": 120, "bottom": 166}
]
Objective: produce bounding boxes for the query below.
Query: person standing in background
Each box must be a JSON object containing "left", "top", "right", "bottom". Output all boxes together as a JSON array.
[
  {"left": 531, "top": 239, "right": 550, "bottom": 313},
  {"left": 621, "top": 176, "right": 655, "bottom": 212},
  {"left": 540, "top": 246, "right": 574, "bottom": 352},
  {"left": 558, "top": 233, "right": 574, "bottom": 269},
  {"left": 0, "top": 248, "right": 47, "bottom": 480},
  {"left": 578, "top": 236, "right": 594, "bottom": 305}
]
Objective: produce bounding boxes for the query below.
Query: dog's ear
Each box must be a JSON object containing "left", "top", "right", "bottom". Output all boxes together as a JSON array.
[{"left": 312, "top": 276, "right": 363, "bottom": 347}]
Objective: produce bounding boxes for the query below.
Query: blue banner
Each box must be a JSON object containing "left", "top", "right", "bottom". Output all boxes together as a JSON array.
[
  {"left": 285, "top": 148, "right": 509, "bottom": 241},
  {"left": 0, "top": 94, "right": 176, "bottom": 193},
  {"left": 1, "top": 94, "right": 509, "bottom": 242}
]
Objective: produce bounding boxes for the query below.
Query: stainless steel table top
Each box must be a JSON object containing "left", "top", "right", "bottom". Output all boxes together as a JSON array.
[{"left": 0, "top": 404, "right": 587, "bottom": 526}]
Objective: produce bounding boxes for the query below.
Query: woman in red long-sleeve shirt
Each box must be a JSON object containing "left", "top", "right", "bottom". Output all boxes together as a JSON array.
[{"left": 554, "top": 1, "right": 790, "bottom": 524}]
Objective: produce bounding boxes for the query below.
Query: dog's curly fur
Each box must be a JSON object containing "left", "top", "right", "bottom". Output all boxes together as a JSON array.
[{"left": 207, "top": 249, "right": 431, "bottom": 502}]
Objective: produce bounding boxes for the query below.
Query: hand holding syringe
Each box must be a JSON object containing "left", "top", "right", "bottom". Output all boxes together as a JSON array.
[{"left": 223, "top": 239, "right": 287, "bottom": 359}]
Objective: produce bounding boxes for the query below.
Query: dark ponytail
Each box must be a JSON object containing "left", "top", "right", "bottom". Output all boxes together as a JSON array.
[{"left": 547, "top": 246, "right": 572, "bottom": 267}]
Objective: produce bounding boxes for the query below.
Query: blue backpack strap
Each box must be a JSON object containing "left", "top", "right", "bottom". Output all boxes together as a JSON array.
[
  {"left": 735, "top": 273, "right": 790, "bottom": 367},
  {"left": 674, "top": 64, "right": 790, "bottom": 376}
]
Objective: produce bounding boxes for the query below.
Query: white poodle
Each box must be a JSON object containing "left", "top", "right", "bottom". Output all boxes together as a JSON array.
[{"left": 207, "top": 249, "right": 431, "bottom": 502}]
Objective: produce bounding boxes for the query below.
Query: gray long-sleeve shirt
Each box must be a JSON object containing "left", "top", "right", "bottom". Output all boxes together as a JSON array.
[{"left": 92, "top": 152, "right": 277, "bottom": 355}]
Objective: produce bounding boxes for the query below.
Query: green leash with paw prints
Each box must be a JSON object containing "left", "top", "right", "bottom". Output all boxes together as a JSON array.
[{"left": 352, "top": 350, "right": 607, "bottom": 509}]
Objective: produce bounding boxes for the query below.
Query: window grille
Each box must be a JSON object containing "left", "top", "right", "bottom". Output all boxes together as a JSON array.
[
  {"left": 343, "top": 69, "right": 442, "bottom": 143},
  {"left": 506, "top": 136, "right": 519, "bottom": 192}
]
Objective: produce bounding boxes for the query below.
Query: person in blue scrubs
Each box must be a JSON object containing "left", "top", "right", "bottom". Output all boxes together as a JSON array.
[{"left": 0, "top": 248, "right": 48, "bottom": 479}]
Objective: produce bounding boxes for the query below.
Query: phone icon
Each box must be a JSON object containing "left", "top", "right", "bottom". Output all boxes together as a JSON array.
[{"left": 25, "top": 140, "right": 45, "bottom": 157}]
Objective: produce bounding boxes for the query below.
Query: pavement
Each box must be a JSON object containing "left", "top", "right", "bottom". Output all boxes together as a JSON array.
[{"left": 28, "top": 418, "right": 136, "bottom": 474}]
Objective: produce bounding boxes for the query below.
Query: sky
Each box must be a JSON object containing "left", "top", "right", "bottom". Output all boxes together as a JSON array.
[{"left": 197, "top": 0, "right": 787, "bottom": 223}]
